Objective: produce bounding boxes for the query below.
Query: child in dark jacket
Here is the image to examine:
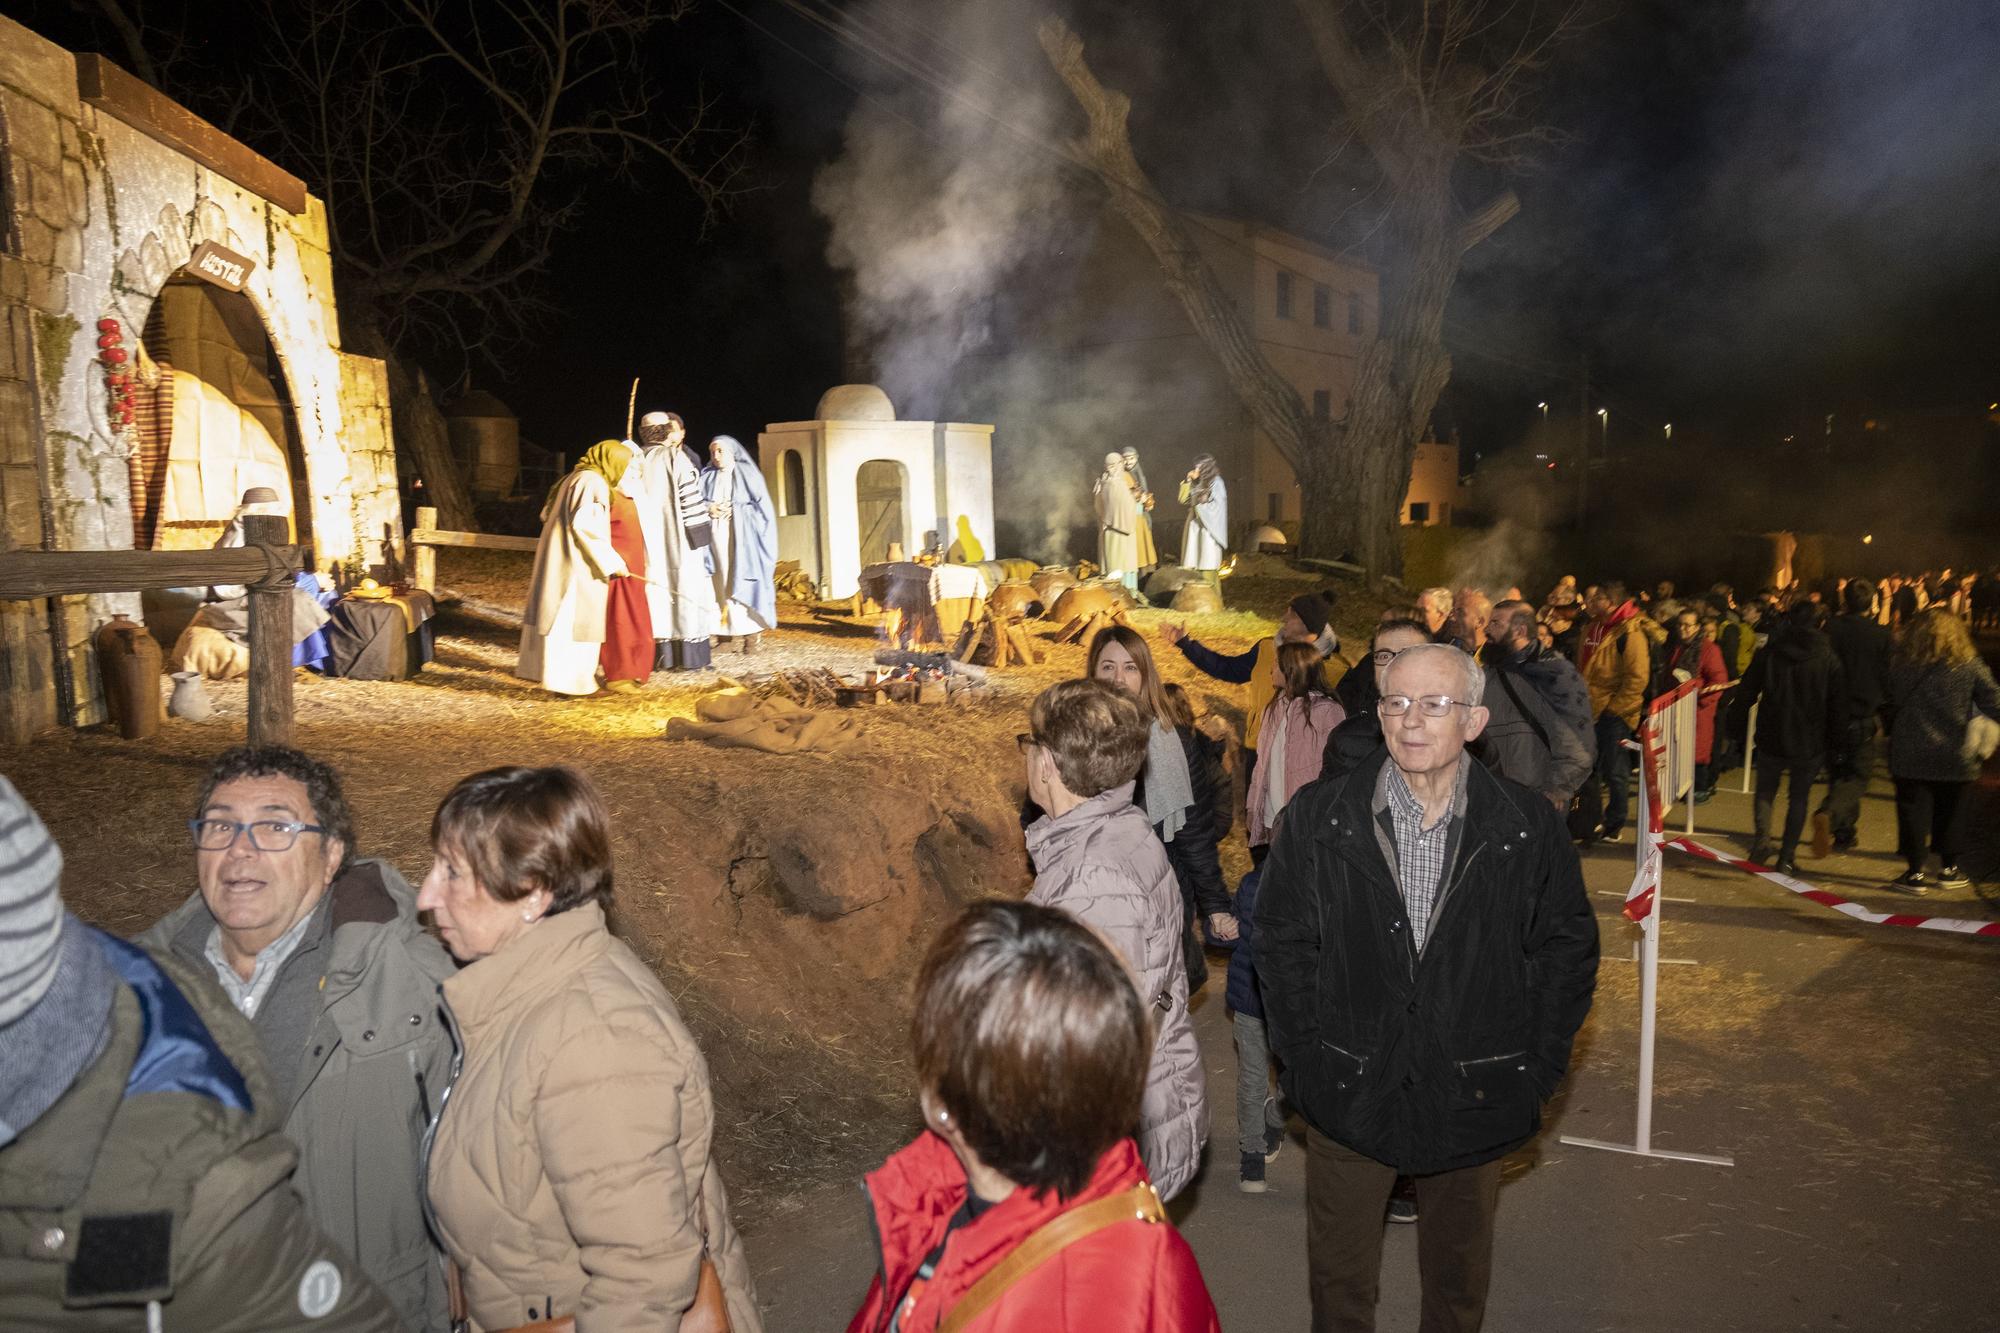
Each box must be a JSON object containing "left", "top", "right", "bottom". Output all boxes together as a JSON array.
[{"left": 1226, "top": 864, "right": 1286, "bottom": 1193}]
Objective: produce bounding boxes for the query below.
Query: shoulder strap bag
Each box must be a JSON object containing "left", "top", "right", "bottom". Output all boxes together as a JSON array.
[{"left": 938, "top": 1183, "right": 1168, "bottom": 1333}]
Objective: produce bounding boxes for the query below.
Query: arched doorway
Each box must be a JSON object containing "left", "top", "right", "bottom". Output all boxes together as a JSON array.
[
  {"left": 130, "top": 275, "right": 312, "bottom": 648},
  {"left": 855, "top": 459, "right": 907, "bottom": 565},
  {"left": 129, "top": 275, "right": 311, "bottom": 555}
]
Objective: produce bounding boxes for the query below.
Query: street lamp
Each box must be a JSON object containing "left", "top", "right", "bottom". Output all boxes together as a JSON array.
[
  {"left": 1537, "top": 401, "right": 1549, "bottom": 417},
  {"left": 1663, "top": 422, "right": 1673, "bottom": 441},
  {"left": 1597, "top": 407, "right": 1608, "bottom": 453}
]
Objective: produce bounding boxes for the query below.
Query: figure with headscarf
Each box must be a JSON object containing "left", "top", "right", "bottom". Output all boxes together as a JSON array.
[
  {"left": 702, "top": 435, "right": 777, "bottom": 654},
  {"left": 1121, "top": 446, "right": 1160, "bottom": 572},
  {"left": 637, "top": 411, "right": 719, "bottom": 671},
  {"left": 1094, "top": 452, "right": 1140, "bottom": 591},
  {"left": 518, "top": 440, "right": 652, "bottom": 695},
  {"left": 1178, "top": 455, "right": 1229, "bottom": 579}
]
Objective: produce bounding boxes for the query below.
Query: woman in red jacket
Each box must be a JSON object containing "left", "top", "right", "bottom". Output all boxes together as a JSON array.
[
  {"left": 1667, "top": 608, "right": 1733, "bottom": 798},
  {"left": 849, "top": 901, "right": 1220, "bottom": 1333}
]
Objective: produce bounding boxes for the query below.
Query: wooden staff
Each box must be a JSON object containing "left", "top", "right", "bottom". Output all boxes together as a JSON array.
[{"left": 625, "top": 377, "right": 640, "bottom": 440}]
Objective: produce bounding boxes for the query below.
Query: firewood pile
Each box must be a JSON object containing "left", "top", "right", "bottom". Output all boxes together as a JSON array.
[
  {"left": 951, "top": 602, "right": 1045, "bottom": 669},
  {"left": 757, "top": 668, "right": 848, "bottom": 709},
  {"left": 775, "top": 561, "right": 817, "bottom": 604}
]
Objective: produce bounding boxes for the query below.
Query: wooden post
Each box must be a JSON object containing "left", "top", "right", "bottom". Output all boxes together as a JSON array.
[
  {"left": 413, "top": 506, "right": 438, "bottom": 593},
  {"left": 243, "top": 514, "right": 293, "bottom": 746}
]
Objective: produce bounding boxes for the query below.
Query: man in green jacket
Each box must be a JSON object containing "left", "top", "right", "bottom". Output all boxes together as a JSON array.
[
  {"left": 0, "top": 776, "right": 401, "bottom": 1331},
  {"left": 139, "top": 746, "right": 456, "bottom": 1332}
]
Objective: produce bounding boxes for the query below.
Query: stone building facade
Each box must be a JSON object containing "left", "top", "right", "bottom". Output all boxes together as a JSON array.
[{"left": 0, "top": 18, "right": 401, "bottom": 740}]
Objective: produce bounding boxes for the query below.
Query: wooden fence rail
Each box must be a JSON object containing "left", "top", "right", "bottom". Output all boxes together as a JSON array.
[
  {"left": 0, "top": 514, "right": 301, "bottom": 743},
  {"left": 407, "top": 506, "right": 538, "bottom": 592}
]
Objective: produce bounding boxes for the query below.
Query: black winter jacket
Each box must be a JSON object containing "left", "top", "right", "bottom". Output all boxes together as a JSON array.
[
  {"left": 1256, "top": 751, "right": 1599, "bottom": 1174},
  {"left": 1136, "top": 724, "right": 1231, "bottom": 919},
  {"left": 1825, "top": 613, "right": 1892, "bottom": 724},
  {"left": 1733, "top": 625, "right": 1844, "bottom": 763},
  {"left": 1885, "top": 657, "right": 2000, "bottom": 782}
]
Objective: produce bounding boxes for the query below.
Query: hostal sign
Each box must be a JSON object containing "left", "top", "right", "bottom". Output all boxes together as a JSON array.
[{"left": 188, "top": 240, "right": 254, "bottom": 293}]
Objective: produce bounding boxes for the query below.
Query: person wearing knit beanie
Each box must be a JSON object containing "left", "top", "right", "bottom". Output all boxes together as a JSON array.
[{"left": 0, "top": 776, "right": 117, "bottom": 1147}]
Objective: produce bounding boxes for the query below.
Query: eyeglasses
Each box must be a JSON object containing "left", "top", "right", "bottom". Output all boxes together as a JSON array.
[
  {"left": 1370, "top": 648, "right": 1401, "bottom": 665},
  {"left": 1016, "top": 732, "right": 1039, "bottom": 753},
  {"left": 189, "top": 818, "right": 328, "bottom": 852},
  {"left": 1378, "top": 694, "right": 1474, "bottom": 718}
]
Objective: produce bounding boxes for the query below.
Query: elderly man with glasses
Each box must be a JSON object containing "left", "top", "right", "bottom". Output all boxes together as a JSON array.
[
  {"left": 139, "top": 745, "right": 456, "bottom": 1333},
  {"left": 1258, "top": 644, "right": 1599, "bottom": 1333}
]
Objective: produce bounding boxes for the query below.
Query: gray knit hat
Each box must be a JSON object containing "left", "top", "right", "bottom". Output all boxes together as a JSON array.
[{"left": 0, "top": 776, "right": 63, "bottom": 1028}]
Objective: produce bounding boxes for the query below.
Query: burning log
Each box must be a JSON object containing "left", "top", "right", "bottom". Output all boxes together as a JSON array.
[
  {"left": 1051, "top": 607, "right": 1136, "bottom": 645},
  {"left": 872, "top": 648, "right": 988, "bottom": 681}
]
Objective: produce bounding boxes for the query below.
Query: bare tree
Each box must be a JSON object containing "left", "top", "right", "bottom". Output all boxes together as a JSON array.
[{"left": 1041, "top": 0, "right": 1578, "bottom": 578}]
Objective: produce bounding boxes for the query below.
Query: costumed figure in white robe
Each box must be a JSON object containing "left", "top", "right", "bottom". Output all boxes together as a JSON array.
[
  {"left": 1178, "top": 454, "right": 1229, "bottom": 579},
  {"left": 701, "top": 435, "right": 778, "bottom": 655},
  {"left": 1122, "top": 446, "right": 1160, "bottom": 572},
  {"left": 1094, "top": 452, "right": 1140, "bottom": 591},
  {"left": 517, "top": 441, "right": 640, "bottom": 695},
  {"left": 637, "top": 410, "right": 719, "bottom": 671}
]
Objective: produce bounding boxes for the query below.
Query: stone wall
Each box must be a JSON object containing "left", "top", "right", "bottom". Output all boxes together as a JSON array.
[{"left": 0, "top": 15, "right": 402, "bottom": 740}]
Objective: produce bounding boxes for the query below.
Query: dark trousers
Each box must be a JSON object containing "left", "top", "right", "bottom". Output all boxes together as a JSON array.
[
  {"left": 1595, "top": 714, "right": 1636, "bottom": 835},
  {"left": 1752, "top": 754, "right": 1819, "bottom": 861},
  {"left": 1817, "top": 720, "right": 1877, "bottom": 841},
  {"left": 1893, "top": 777, "right": 1967, "bottom": 873},
  {"left": 1306, "top": 1129, "right": 1504, "bottom": 1333}
]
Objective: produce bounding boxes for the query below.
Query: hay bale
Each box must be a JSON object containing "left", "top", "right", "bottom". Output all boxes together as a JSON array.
[{"left": 1171, "top": 581, "right": 1224, "bottom": 614}]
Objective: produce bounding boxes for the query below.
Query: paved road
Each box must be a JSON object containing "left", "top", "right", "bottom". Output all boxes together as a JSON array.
[{"left": 742, "top": 761, "right": 2000, "bottom": 1331}]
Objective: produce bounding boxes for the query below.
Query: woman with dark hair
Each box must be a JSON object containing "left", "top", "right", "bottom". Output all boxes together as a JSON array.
[
  {"left": 848, "top": 900, "right": 1220, "bottom": 1333},
  {"left": 419, "top": 766, "right": 761, "bottom": 1333},
  {"left": 1087, "top": 626, "right": 1236, "bottom": 958},
  {"left": 1883, "top": 608, "right": 2000, "bottom": 893}
]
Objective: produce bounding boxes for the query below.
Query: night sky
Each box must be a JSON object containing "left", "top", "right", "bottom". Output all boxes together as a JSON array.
[{"left": 14, "top": 0, "right": 1999, "bottom": 466}]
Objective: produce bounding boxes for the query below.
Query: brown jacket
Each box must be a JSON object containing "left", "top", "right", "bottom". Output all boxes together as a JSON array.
[
  {"left": 1580, "top": 612, "right": 1651, "bottom": 730},
  {"left": 426, "top": 903, "right": 761, "bottom": 1333}
]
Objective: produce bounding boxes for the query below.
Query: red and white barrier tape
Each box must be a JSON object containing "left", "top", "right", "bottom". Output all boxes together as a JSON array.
[{"left": 1664, "top": 838, "right": 2000, "bottom": 939}]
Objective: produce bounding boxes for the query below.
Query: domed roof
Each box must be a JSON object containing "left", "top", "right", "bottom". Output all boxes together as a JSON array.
[
  {"left": 815, "top": 384, "right": 896, "bottom": 422},
  {"left": 444, "top": 389, "right": 516, "bottom": 420}
]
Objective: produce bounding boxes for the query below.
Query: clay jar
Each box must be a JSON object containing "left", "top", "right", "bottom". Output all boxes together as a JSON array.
[
  {"left": 93, "top": 614, "right": 163, "bottom": 739},
  {"left": 168, "top": 671, "right": 215, "bottom": 723},
  {"left": 985, "top": 582, "right": 1044, "bottom": 621}
]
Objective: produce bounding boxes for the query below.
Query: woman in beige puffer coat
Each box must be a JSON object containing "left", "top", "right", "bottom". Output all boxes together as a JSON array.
[{"left": 419, "top": 765, "right": 761, "bottom": 1333}]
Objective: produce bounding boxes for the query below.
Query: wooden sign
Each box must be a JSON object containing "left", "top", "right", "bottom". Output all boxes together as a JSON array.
[{"left": 188, "top": 241, "right": 255, "bottom": 293}]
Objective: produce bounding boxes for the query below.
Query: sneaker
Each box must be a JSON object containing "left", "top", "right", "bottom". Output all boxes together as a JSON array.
[
  {"left": 1938, "top": 865, "right": 1972, "bottom": 889},
  {"left": 1831, "top": 832, "right": 1858, "bottom": 853},
  {"left": 1746, "top": 841, "right": 1774, "bottom": 867},
  {"left": 1775, "top": 860, "right": 1800, "bottom": 879},
  {"left": 1888, "top": 870, "right": 1932, "bottom": 895},
  {"left": 1811, "top": 811, "right": 1833, "bottom": 859},
  {"left": 1600, "top": 827, "right": 1624, "bottom": 845},
  {"left": 1239, "top": 1153, "right": 1268, "bottom": 1194},
  {"left": 1386, "top": 1191, "right": 1419, "bottom": 1225},
  {"left": 1261, "top": 1100, "right": 1285, "bottom": 1162}
]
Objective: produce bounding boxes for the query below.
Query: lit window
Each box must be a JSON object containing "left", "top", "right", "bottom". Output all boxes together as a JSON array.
[{"left": 1408, "top": 501, "right": 1430, "bottom": 524}]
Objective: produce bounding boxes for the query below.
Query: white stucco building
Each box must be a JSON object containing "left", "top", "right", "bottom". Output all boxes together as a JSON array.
[
  {"left": 0, "top": 20, "right": 401, "bottom": 738},
  {"left": 758, "top": 385, "right": 993, "bottom": 599}
]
